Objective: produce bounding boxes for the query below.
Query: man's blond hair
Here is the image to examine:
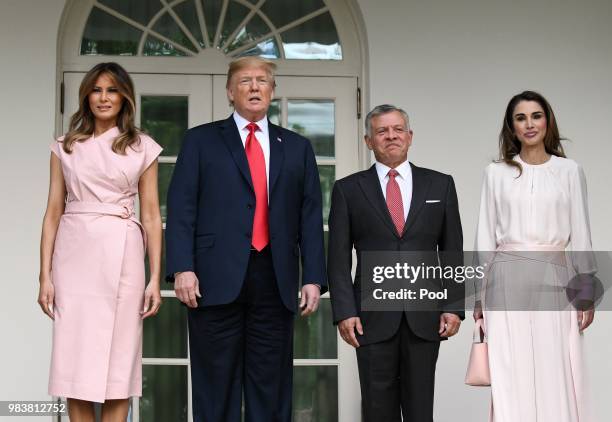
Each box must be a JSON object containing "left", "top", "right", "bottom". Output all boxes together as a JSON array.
[{"left": 226, "top": 56, "right": 277, "bottom": 89}]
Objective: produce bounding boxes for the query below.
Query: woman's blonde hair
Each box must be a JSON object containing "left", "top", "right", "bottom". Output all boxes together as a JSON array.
[{"left": 63, "top": 62, "right": 140, "bottom": 154}]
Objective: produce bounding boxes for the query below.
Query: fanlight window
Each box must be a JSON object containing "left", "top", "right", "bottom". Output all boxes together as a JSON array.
[{"left": 81, "top": 0, "right": 342, "bottom": 59}]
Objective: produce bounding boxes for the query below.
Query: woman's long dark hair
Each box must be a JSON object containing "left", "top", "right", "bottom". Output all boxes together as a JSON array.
[
  {"left": 499, "top": 90, "right": 566, "bottom": 176},
  {"left": 63, "top": 62, "right": 139, "bottom": 154}
]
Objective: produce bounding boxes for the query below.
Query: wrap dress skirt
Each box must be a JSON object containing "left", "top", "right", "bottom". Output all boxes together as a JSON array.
[{"left": 48, "top": 127, "right": 162, "bottom": 402}]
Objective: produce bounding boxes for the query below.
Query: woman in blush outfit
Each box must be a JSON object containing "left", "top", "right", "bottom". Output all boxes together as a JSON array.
[
  {"left": 38, "top": 62, "right": 163, "bottom": 422},
  {"left": 473, "top": 91, "right": 596, "bottom": 422}
]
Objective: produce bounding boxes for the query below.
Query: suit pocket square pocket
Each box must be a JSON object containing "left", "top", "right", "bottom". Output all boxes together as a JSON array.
[{"left": 425, "top": 200, "right": 441, "bottom": 203}]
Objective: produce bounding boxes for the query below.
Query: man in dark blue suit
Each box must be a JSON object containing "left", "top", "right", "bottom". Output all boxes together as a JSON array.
[{"left": 165, "top": 57, "right": 327, "bottom": 422}]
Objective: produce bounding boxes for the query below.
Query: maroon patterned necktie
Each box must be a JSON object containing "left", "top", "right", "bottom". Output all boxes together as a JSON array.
[
  {"left": 386, "top": 169, "right": 405, "bottom": 236},
  {"left": 245, "top": 122, "right": 269, "bottom": 250}
]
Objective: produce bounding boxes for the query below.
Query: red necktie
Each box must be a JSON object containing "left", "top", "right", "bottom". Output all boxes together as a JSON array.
[
  {"left": 386, "top": 169, "right": 405, "bottom": 236},
  {"left": 245, "top": 122, "right": 269, "bottom": 250}
]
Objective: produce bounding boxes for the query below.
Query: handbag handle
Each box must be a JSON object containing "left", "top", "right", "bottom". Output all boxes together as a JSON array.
[{"left": 473, "top": 319, "right": 487, "bottom": 343}]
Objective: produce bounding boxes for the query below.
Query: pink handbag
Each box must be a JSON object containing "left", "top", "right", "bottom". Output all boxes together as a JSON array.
[{"left": 465, "top": 319, "right": 491, "bottom": 386}]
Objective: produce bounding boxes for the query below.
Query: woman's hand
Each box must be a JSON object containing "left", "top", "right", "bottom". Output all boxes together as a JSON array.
[
  {"left": 38, "top": 277, "right": 55, "bottom": 320},
  {"left": 473, "top": 300, "right": 483, "bottom": 321},
  {"left": 578, "top": 308, "right": 595, "bottom": 331},
  {"left": 141, "top": 281, "right": 162, "bottom": 319}
]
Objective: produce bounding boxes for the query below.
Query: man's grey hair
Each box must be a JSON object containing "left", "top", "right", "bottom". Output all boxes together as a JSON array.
[{"left": 365, "top": 104, "right": 410, "bottom": 137}]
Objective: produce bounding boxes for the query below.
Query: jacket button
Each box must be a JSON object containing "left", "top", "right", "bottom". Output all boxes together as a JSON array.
[{"left": 247, "top": 204, "right": 253, "bottom": 209}]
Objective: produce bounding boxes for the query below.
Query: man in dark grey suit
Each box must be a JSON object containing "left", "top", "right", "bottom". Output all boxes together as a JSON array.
[{"left": 328, "top": 104, "right": 464, "bottom": 422}]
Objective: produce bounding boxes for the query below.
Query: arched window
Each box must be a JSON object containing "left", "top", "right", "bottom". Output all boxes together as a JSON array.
[{"left": 81, "top": 0, "right": 342, "bottom": 59}]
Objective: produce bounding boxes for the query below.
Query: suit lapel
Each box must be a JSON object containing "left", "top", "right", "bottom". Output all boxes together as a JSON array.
[
  {"left": 358, "top": 165, "right": 399, "bottom": 237},
  {"left": 220, "top": 116, "right": 253, "bottom": 191},
  {"left": 268, "top": 122, "right": 284, "bottom": 197},
  {"left": 402, "top": 163, "right": 431, "bottom": 236}
]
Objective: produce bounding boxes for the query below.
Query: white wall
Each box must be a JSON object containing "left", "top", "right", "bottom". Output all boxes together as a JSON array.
[
  {"left": 357, "top": 0, "right": 612, "bottom": 420},
  {"left": 1, "top": 0, "right": 610, "bottom": 420},
  {"left": 0, "top": 0, "right": 66, "bottom": 416}
]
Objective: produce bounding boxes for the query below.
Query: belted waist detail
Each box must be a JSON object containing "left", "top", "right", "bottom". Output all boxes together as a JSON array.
[
  {"left": 497, "top": 243, "right": 565, "bottom": 252},
  {"left": 495, "top": 243, "right": 566, "bottom": 266},
  {"left": 64, "top": 201, "right": 146, "bottom": 249},
  {"left": 64, "top": 201, "right": 135, "bottom": 219}
]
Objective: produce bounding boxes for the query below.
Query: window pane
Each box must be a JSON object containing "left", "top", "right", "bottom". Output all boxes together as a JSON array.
[
  {"left": 318, "top": 165, "right": 335, "bottom": 225},
  {"left": 260, "top": 0, "right": 325, "bottom": 29},
  {"left": 288, "top": 100, "right": 335, "bottom": 157},
  {"left": 158, "top": 163, "right": 175, "bottom": 224},
  {"left": 143, "top": 298, "right": 187, "bottom": 358},
  {"left": 201, "top": 0, "right": 222, "bottom": 45},
  {"left": 217, "top": 1, "right": 249, "bottom": 48},
  {"left": 141, "top": 96, "right": 188, "bottom": 157},
  {"left": 81, "top": 7, "right": 142, "bottom": 56},
  {"left": 268, "top": 99, "right": 281, "bottom": 125},
  {"left": 173, "top": 0, "right": 205, "bottom": 48},
  {"left": 293, "top": 366, "right": 338, "bottom": 422},
  {"left": 98, "top": 0, "right": 163, "bottom": 26},
  {"left": 281, "top": 13, "right": 342, "bottom": 60},
  {"left": 143, "top": 35, "right": 189, "bottom": 56},
  {"left": 225, "top": 14, "right": 272, "bottom": 53},
  {"left": 141, "top": 365, "right": 188, "bottom": 422},
  {"left": 233, "top": 37, "right": 280, "bottom": 59},
  {"left": 152, "top": 13, "right": 197, "bottom": 53},
  {"left": 294, "top": 299, "right": 336, "bottom": 359}
]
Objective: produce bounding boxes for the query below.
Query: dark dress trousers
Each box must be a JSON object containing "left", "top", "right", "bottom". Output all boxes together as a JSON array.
[
  {"left": 165, "top": 116, "right": 327, "bottom": 422},
  {"left": 328, "top": 163, "right": 464, "bottom": 422}
]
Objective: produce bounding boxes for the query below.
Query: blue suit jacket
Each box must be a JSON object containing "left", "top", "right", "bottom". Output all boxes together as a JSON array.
[{"left": 165, "top": 116, "right": 327, "bottom": 312}]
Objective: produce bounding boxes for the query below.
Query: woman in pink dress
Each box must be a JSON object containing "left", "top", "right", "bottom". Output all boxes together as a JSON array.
[
  {"left": 37, "top": 62, "right": 163, "bottom": 422},
  {"left": 474, "top": 91, "right": 596, "bottom": 421}
]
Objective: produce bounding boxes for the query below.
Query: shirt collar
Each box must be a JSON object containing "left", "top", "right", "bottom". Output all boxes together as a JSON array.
[
  {"left": 233, "top": 111, "right": 269, "bottom": 133},
  {"left": 375, "top": 159, "right": 412, "bottom": 182}
]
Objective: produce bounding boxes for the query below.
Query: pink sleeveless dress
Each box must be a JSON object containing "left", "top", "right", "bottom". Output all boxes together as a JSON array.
[{"left": 48, "top": 127, "right": 162, "bottom": 402}]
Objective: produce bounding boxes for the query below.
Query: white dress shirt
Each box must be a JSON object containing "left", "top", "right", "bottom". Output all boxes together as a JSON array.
[
  {"left": 375, "top": 159, "right": 413, "bottom": 220},
  {"left": 233, "top": 111, "right": 270, "bottom": 189}
]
